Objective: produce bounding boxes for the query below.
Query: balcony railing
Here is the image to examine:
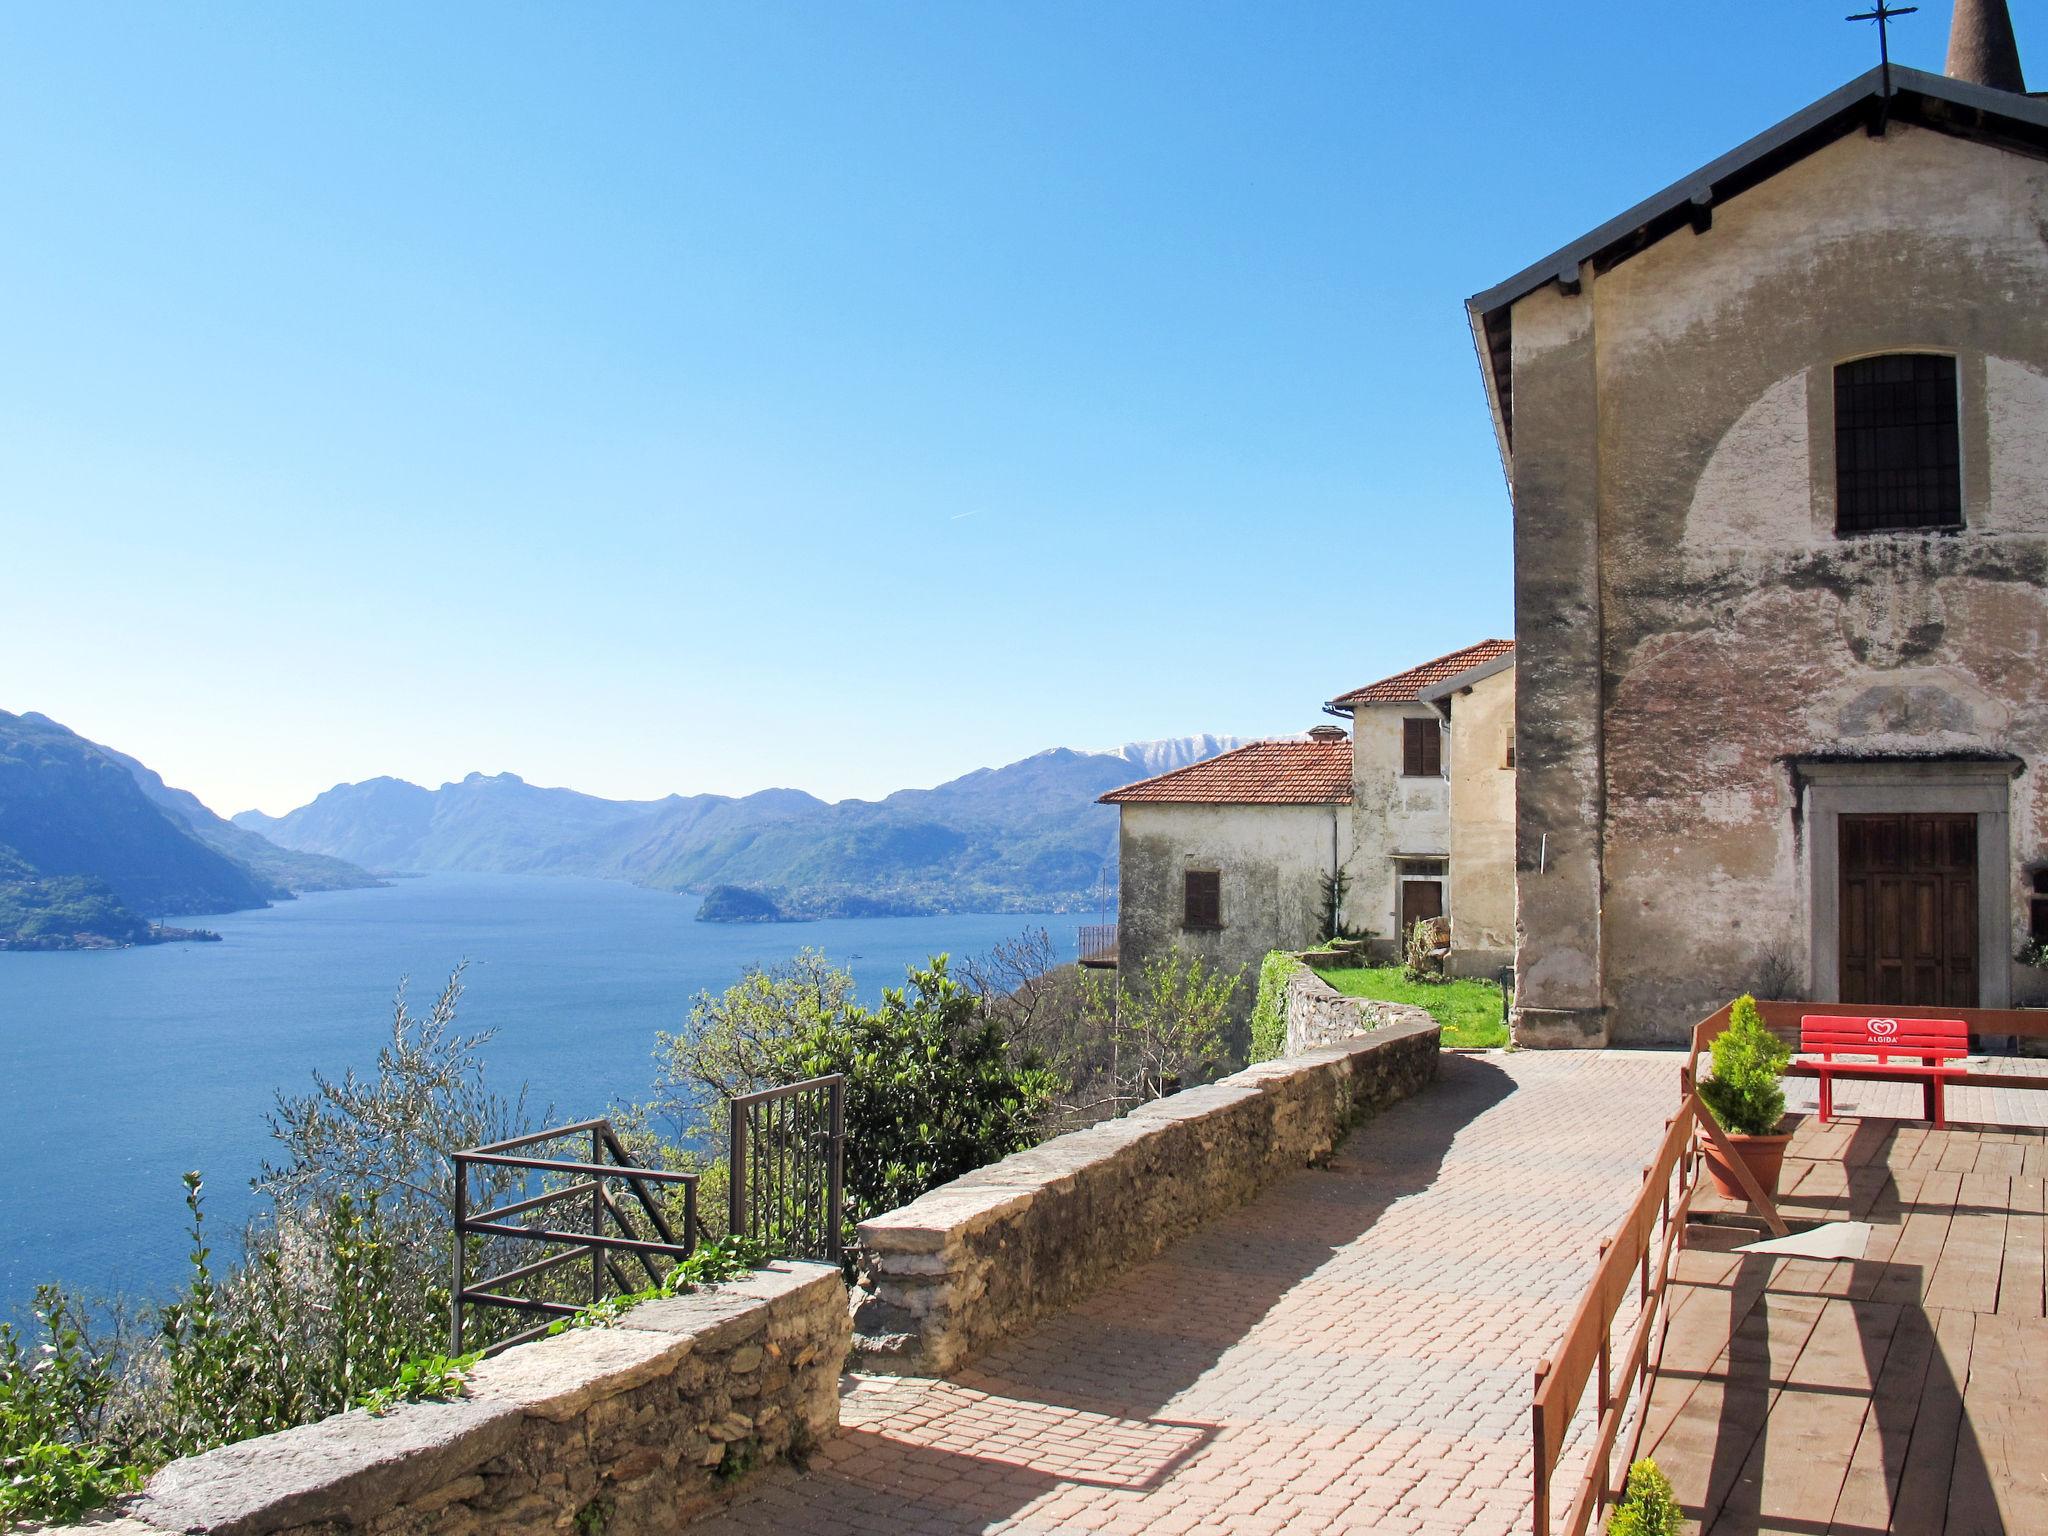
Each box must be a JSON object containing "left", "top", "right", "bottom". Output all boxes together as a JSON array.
[{"left": 1078, "top": 923, "right": 1118, "bottom": 968}]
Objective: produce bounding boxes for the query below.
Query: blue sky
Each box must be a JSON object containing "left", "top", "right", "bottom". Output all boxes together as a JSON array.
[{"left": 5, "top": 3, "right": 2024, "bottom": 814}]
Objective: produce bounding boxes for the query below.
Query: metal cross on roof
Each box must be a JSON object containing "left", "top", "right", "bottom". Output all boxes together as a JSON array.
[{"left": 1846, "top": 1, "right": 1918, "bottom": 85}]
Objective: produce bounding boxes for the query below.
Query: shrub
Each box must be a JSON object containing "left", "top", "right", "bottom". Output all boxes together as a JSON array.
[
  {"left": 1606, "top": 1458, "right": 1682, "bottom": 1536},
  {"left": 1402, "top": 918, "right": 1449, "bottom": 984},
  {"left": 1697, "top": 994, "right": 1792, "bottom": 1137},
  {"left": 649, "top": 951, "right": 1057, "bottom": 1242},
  {"left": 1112, "top": 951, "right": 1243, "bottom": 1100},
  {"left": 1249, "top": 951, "right": 1301, "bottom": 1064},
  {"left": 0, "top": 1289, "right": 142, "bottom": 1525}
]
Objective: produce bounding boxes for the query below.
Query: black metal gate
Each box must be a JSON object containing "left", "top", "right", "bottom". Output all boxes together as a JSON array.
[
  {"left": 450, "top": 1120, "right": 699, "bottom": 1353},
  {"left": 728, "top": 1074, "right": 846, "bottom": 1264},
  {"left": 450, "top": 1076, "right": 847, "bottom": 1354}
]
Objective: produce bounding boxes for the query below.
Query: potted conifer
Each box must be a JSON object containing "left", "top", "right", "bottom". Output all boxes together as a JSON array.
[{"left": 1697, "top": 993, "right": 1794, "bottom": 1200}]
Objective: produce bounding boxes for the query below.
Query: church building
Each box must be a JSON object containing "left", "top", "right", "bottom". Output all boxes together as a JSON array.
[{"left": 1477, "top": 1, "right": 2048, "bottom": 1044}]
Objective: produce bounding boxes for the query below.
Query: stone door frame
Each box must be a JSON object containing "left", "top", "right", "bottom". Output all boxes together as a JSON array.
[{"left": 1801, "top": 759, "right": 2016, "bottom": 1008}]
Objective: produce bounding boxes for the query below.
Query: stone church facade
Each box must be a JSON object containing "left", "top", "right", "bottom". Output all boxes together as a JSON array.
[{"left": 1474, "top": 22, "right": 2048, "bottom": 1044}]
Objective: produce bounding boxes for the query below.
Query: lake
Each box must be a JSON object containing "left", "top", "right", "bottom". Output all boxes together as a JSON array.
[{"left": 0, "top": 873, "right": 1072, "bottom": 1313}]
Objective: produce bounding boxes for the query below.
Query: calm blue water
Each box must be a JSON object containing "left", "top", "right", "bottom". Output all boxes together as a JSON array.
[{"left": 0, "top": 873, "right": 1070, "bottom": 1313}]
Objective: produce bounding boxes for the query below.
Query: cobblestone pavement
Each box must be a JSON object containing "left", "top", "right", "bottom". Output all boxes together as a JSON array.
[{"left": 694, "top": 1049, "right": 1688, "bottom": 1536}]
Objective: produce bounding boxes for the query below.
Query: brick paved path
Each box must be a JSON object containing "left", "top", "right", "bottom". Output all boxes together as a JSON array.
[{"left": 696, "top": 1049, "right": 1684, "bottom": 1536}]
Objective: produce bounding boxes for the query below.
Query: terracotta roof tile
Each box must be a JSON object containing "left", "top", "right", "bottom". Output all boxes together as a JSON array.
[
  {"left": 1327, "top": 639, "right": 1514, "bottom": 708},
  {"left": 1098, "top": 740, "right": 1352, "bottom": 806}
]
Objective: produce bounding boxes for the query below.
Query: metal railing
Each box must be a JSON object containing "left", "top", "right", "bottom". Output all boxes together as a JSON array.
[
  {"left": 1078, "top": 924, "right": 1118, "bottom": 966},
  {"left": 451, "top": 1119, "right": 698, "bottom": 1355},
  {"left": 729, "top": 1074, "right": 845, "bottom": 1265}
]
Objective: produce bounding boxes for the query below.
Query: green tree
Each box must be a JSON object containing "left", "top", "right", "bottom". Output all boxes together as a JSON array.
[
  {"left": 646, "top": 950, "right": 1056, "bottom": 1235},
  {"left": 1112, "top": 951, "right": 1243, "bottom": 1102}
]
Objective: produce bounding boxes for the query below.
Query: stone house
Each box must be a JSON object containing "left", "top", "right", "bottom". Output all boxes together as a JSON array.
[
  {"left": 1324, "top": 638, "right": 1518, "bottom": 976},
  {"left": 1472, "top": 4, "right": 2048, "bottom": 1045},
  {"left": 1099, "top": 640, "right": 1518, "bottom": 1016}
]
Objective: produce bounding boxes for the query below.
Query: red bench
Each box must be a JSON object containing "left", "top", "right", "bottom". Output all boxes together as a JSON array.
[{"left": 1798, "top": 1015, "right": 1970, "bottom": 1128}]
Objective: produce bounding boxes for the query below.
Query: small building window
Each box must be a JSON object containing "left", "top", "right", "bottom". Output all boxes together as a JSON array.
[
  {"left": 1182, "top": 869, "right": 1221, "bottom": 931},
  {"left": 1503, "top": 732, "right": 1515, "bottom": 770},
  {"left": 2032, "top": 868, "right": 2048, "bottom": 945},
  {"left": 1834, "top": 354, "right": 1961, "bottom": 535},
  {"left": 1402, "top": 718, "right": 1442, "bottom": 778}
]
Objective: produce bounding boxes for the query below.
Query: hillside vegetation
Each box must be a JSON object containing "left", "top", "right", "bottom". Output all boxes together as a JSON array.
[{"left": 0, "top": 711, "right": 379, "bottom": 949}]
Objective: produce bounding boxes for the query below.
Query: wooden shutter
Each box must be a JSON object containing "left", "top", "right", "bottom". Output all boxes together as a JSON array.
[
  {"left": 1403, "top": 718, "right": 1441, "bottom": 777},
  {"left": 1182, "top": 870, "right": 1221, "bottom": 930}
]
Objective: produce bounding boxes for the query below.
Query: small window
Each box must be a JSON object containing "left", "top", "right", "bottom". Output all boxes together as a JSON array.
[
  {"left": 1835, "top": 354, "right": 1961, "bottom": 535},
  {"left": 2032, "top": 869, "right": 2048, "bottom": 944},
  {"left": 1182, "top": 870, "right": 1221, "bottom": 931},
  {"left": 1503, "top": 731, "right": 1515, "bottom": 770},
  {"left": 1402, "top": 718, "right": 1442, "bottom": 778}
]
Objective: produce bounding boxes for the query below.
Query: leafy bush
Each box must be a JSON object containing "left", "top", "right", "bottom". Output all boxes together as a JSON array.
[
  {"left": 1607, "top": 1458, "right": 1682, "bottom": 1536},
  {"left": 1402, "top": 918, "right": 1450, "bottom": 984},
  {"left": 1249, "top": 951, "right": 1301, "bottom": 1064},
  {"left": 650, "top": 951, "right": 1056, "bottom": 1243},
  {"left": 2019, "top": 937, "right": 2048, "bottom": 970},
  {"left": 152, "top": 1177, "right": 432, "bottom": 1456},
  {"left": 1111, "top": 951, "right": 1242, "bottom": 1101},
  {"left": 0, "top": 1289, "right": 142, "bottom": 1525},
  {"left": 1698, "top": 994, "right": 1791, "bottom": 1137}
]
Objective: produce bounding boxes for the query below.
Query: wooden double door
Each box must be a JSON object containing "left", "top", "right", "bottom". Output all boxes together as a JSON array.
[{"left": 1839, "top": 813, "right": 1979, "bottom": 1008}]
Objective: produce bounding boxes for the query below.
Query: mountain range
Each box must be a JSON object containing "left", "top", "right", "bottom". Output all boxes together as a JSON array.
[
  {"left": 0, "top": 711, "right": 382, "bottom": 949},
  {"left": 0, "top": 707, "right": 1244, "bottom": 941},
  {"left": 236, "top": 734, "right": 1249, "bottom": 919}
]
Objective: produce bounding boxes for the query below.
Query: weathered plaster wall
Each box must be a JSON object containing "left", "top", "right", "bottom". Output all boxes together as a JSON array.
[
  {"left": 1117, "top": 800, "right": 1353, "bottom": 1024},
  {"left": 1347, "top": 702, "right": 1450, "bottom": 941},
  {"left": 848, "top": 1016, "right": 1441, "bottom": 1376},
  {"left": 1510, "top": 278, "right": 1608, "bottom": 1046},
  {"left": 1448, "top": 666, "right": 1517, "bottom": 971},
  {"left": 1510, "top": 122, "right": 2048, "bottom": 1044},
  {"left": 53, "top": 1264, "right": 849, "bottom": 1536}
]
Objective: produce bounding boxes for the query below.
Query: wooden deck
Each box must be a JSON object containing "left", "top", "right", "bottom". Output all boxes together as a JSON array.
[{"left": 1638, "top": 1113, "right": 2048, "bottom": 1535}]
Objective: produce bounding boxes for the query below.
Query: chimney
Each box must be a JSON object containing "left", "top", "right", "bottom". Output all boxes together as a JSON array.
[
  {"left": 1947, "top": 0, "right": 2026, "bottom": 93},
  {"left": 1307, "top": 724, "right": 1348, "bottom": 744}
]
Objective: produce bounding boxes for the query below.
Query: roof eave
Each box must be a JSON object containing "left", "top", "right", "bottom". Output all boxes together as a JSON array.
[
  {"left": 1416, "top": 651, "right": 1517, "bottom": 704},
  {"left": 1464, "top": 67, "right": 2048, "bottom": 443}
]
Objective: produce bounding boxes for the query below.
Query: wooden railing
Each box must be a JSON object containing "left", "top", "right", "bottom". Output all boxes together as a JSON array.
[
  {"left": 1536, "top": 995, "right": 2048, "bottom": 1534},
  {"left": 1530, "top": 1027, "right": 1789, "bottom": 1536}
]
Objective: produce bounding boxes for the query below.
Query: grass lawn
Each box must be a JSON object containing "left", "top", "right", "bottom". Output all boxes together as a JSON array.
[{"left": 1311, "top": 965, "right": 1510, "bottom": 1049}]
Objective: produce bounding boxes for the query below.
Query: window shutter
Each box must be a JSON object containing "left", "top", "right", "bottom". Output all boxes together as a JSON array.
[{"left": 1404, "top": 718, "right": 1442, "bottom": 777}]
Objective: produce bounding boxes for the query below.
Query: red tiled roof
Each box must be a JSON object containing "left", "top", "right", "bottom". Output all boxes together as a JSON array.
[
  {"left": 1098, "top": 740, "right": 1353, "bottom": 806},
  {"left": 1326, "top": 639, "right": 1514, "bottom": 708}
]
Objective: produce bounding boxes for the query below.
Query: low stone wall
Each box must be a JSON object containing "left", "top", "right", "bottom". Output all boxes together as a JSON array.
[
  {"left": 850, "top": 1018, "right": 1440, "bottom": 1377},
  {"left": 1283, "top": 964, "right": 1436, "bottom": 1055},
  {"left": 57, "top": 1263, "right": 847, "bottom": 1536}
]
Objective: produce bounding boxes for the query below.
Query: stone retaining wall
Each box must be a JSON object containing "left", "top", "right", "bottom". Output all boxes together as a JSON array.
[
  {"left": 1283, "top": 965, "right": 1437, "bottom": 1055},
  {"left": 849, "top": 1018, "right": 1440, "bottom": 1377},
  {"left": 52, "top": 1263, "right": 847, "bottom": 1536}
]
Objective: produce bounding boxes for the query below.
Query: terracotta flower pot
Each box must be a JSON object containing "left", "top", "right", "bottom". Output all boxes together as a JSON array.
[{"left": 1702, "top": 1130, "right": 1792, "bottom": 1202}]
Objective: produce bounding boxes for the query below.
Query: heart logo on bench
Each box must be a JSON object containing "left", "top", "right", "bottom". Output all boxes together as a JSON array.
[{"left": 1867, "top": 1018, "right": 1899, "bottom": 1039}]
